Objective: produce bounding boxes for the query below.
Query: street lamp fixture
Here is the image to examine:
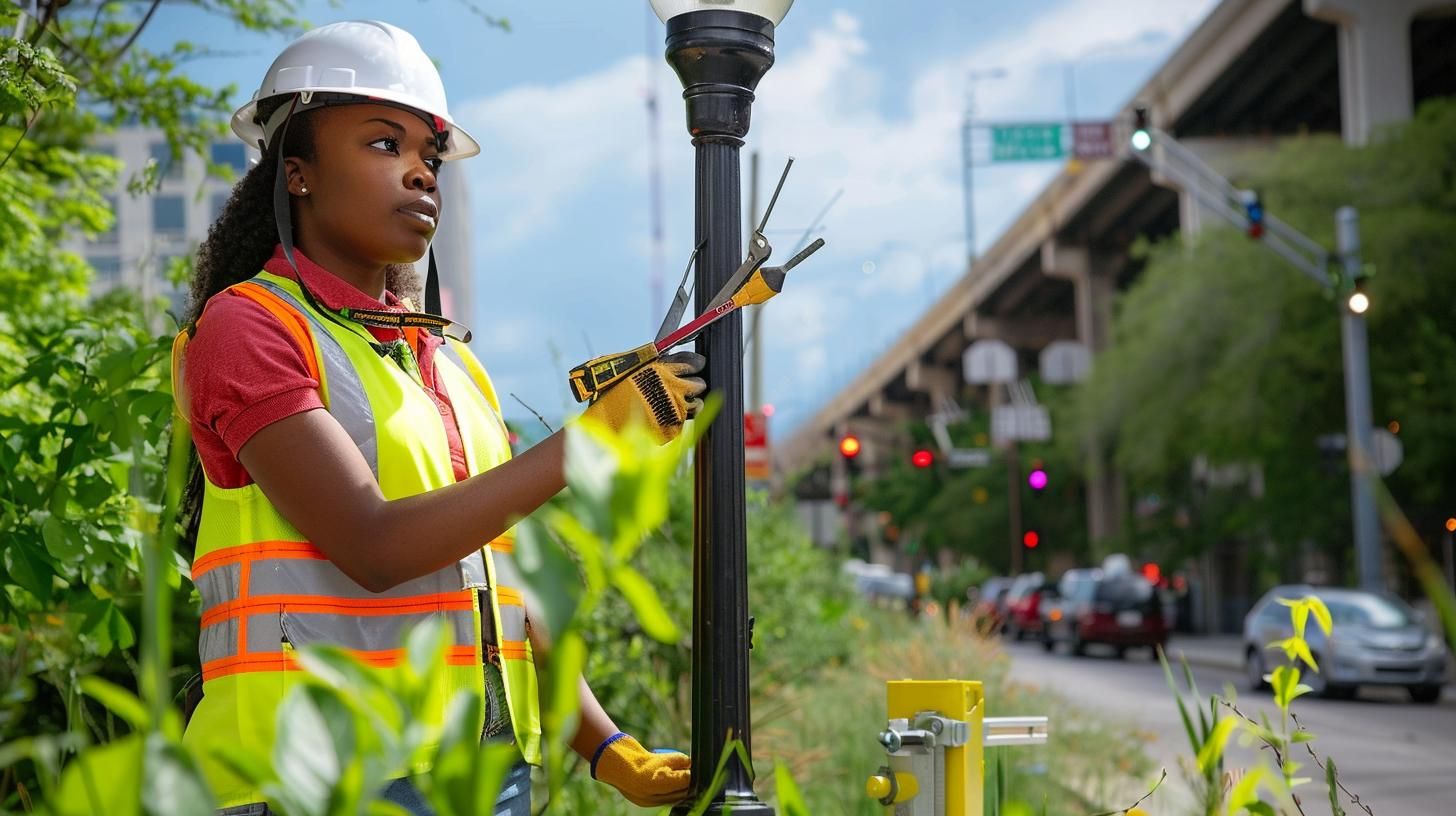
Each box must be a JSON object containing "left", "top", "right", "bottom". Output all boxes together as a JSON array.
[{"left": 649, "top": 1, "right": 792, "bottom": 813}]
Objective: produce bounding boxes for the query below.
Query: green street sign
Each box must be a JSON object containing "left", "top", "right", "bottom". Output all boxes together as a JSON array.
[{"left": 991, "top": 124, "right": 1065, "bottom": 162}]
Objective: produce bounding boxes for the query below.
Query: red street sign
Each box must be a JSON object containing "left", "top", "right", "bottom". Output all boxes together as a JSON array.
[
  {"left": 744, "top": 410, "right": 770, "bottom": 481},
  {"left": 1071, "top": 121, "right": 1115, "bottom": 160}
]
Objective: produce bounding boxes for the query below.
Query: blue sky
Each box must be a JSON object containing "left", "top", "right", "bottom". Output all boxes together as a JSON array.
[{"left": 145, "top": 0, "right": 1219, "bottom": 437}]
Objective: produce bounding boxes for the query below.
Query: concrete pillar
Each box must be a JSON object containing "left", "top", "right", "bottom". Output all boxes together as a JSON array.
[
  {"left": 1304, "top": 0, "right": 1433, "bottom": 145},
  {"left": 1042, "top": 240, "right": 1125, "bottom": 552}
]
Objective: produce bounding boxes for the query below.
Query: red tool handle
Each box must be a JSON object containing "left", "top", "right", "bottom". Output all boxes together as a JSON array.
[{"left": 655, "top": 299, "right": 741, "bottom": 352}]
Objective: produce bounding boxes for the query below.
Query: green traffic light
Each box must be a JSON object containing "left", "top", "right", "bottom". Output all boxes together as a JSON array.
[{"left": 1131, "top": 130, "right": 1152, "bottom": 151}]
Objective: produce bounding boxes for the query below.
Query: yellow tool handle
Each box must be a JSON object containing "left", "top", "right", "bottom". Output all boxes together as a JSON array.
[{"left": 567, "top": 342, "right": 659, "bottom": 403}]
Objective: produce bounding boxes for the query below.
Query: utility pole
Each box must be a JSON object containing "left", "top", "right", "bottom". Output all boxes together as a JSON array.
[
  {"left": 1337, "top": 207, "right": 1383, "bottom": 591},
  {"left": 1128, "top": 111, "right": 1384, "bottom": 591},
  {"left": 962, "top": 69, "right": 1006, "bottom": 268}
]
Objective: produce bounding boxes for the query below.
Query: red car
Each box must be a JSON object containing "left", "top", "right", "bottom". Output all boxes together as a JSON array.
[{"left": 1003, "top": 573, "right": 1057, "bottom": 641}]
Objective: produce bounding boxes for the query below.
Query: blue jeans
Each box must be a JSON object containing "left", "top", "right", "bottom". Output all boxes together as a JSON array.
[{"left": 216, "top": 761, "right": 532, "bottom": 816}]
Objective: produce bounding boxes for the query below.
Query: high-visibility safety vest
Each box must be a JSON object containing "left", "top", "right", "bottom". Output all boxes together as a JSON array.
[{"left": 173, "top": 270, "right": 542, "bottom": 808}]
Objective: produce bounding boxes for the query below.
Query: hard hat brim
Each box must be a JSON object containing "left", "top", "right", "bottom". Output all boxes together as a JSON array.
[{"left": 232, "top": 90, "right": 480, "bottom": 161}]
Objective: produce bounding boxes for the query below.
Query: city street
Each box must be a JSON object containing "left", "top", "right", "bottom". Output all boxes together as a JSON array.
[{"left": 1001, "top": 640, "right": 1456, "bottom": 815}]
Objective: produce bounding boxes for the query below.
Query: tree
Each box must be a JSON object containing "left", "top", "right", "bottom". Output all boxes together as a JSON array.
[
  {"left": 1073, "top": 100, "right": 1456, "bottom": 585},
  {"left": 0, "top": 0, "right": 308, "bottom": 800}
]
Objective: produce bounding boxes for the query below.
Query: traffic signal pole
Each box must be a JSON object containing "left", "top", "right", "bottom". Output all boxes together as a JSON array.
[{"left": 1128, "top": 118, "right": 1384, "bottom": 591}]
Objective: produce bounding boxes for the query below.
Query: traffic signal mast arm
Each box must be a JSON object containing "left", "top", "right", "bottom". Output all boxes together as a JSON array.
[{"left": 1129, "top": 124, "right": 1333, "bottom": 289}]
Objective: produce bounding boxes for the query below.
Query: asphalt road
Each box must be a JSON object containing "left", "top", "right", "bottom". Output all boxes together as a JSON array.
[{"left": 1001, "top": 639, "right": 1456, "bottom": 816}]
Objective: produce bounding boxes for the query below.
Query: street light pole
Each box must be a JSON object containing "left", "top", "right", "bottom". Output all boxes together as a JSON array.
[
  {"left": 652, "top": 2, "right": 788, "bottom": 812},
  {"left": 1337, "top": 207, "right": 1383, "bottom": 591}
]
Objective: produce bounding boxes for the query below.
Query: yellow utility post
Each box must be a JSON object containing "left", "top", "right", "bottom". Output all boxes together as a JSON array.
[{"left": 867, "top": 680, "right": 1047, "bottom": 815}]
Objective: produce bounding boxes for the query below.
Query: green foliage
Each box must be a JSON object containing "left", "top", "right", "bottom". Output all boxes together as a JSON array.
[
  {"left": 857, "top": 400, "right": 1090, "bottom": 574},
  {"left": 1155, "top": 596, "right": 1369, "bottom": 814},
  {"left": 1076, "top": 100, "right": 1456, "bottom": 578}
]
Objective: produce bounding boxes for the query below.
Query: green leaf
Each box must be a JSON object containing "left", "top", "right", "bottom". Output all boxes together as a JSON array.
[
  {"left": 1197, "top": 716, "right": 1239, "bottom": 775},
  {"left": 272, "top": 687, "right": 344, "bottom": 816},
  {"left": 79, "top": 676, "right": 149, "bottom": 730},
  {"left": 612, "top": 565, "right": 680, "bottom": 643},
  {"left": 42, "top": 515, "right": 84, "bottom": 560},
  {"left": 1306, "top": 595, "right": 1333, "bottom": 637},
  {"left": 141, "top": 732, "right": 215, "bottom": 816},
  {"left": 513, "top": 518, "right": 580, "bottom": 639},
  {"left": 54, "top": 734, "right": 143, "bottom": 816},
  {"left": 1224, "top": 765, "right": 1266, "bottom": 816},
  {"left": 1291, "top": 730, "right": 1316, "bottom": 743},
  {"left": 773, "top": 761, "right": 811, "bottom": 816},
  {"left": 8, "top": 540, "right": 56, "bottom": 602},
  {"left": 1327, "top": 758, "right": 1347, "bottom": 816}
]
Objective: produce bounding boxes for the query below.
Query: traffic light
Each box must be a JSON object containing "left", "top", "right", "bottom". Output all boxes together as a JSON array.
[
  {"left": 1028, "top": 467, "right": 1048, "bottom": 491},
  {"left": 1240, "top": 189, "right": 1264, "bottom": 239},
  {"left": 911, "top": 448, "right": 935, "bottom": 469},
  {"left": 1130, "top": 106, "right": 1151, "bottom": 151},
  {"left": 838, "top": 434, "right": 861, "bottom": 460},
  {"left": 1022, "top": 530, "right": 1040, "bottom": 549},
  {"left": 1445, "top": 517, "right": 1456, "bottom": 533},
  {"left": 1141, "top": 562, "right": 1162, "bottom": 583},
  {"left": 1347, "top": 276, "right": 1370, "bottom": 314}
]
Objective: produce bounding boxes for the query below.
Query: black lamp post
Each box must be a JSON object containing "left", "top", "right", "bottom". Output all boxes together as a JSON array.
[{"left": 648, "top": 1, "right": 790, "bottom": 812}]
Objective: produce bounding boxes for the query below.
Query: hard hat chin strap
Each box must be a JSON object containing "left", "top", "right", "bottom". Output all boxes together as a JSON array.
[{"left": 269, "top": 93, "right": 470, "bottom": 343}]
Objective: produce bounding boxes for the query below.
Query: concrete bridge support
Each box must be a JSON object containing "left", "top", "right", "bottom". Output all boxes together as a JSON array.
[
  {"left": 1305, "top": 0, "right": 1450, "bottom": 145},
  {"left": 1042, "top": 240, "right": 1125, "bottom": 554}
]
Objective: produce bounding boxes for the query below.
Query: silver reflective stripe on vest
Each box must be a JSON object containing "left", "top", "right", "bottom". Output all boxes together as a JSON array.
[
  {"left": 199, "top": 616, "right": 238, "bottom": 665},
  {"left": 195, "top": 564, "right": 240, "bottom": 609},
  {"left": 249, "top": 557, "right": 449, "bottom": 600},
  {"left": 250, "top": 278, "right": 379, "bottom": 479}
]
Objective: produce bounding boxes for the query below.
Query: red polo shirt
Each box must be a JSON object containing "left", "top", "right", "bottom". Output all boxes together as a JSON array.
[{"left": 185, "top": 246, "right": 471, "bottom": 488}]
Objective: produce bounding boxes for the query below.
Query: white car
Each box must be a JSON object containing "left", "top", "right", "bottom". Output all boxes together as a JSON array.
[{"left": 1243, "top": 585, "right": 1448, "bottom": 703}]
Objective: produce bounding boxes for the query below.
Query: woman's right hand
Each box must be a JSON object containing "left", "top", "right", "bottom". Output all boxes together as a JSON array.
[{"left": 583, "top": 351, "right": 706, "bottom": 444}]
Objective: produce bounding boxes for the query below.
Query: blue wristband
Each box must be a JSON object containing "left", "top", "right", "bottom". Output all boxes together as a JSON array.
[{"left": 590, "top": 731, "right": 629, "bottom": 779}]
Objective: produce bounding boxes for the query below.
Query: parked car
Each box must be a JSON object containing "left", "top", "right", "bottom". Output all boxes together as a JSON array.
[
  {"left": 1042, "top": 568, "right": 1167, "bottom": 658},
  {"left": 970, "top": 576, "right": 1014, "bottom": 631},
  {"left": 1243, "top": 585, "right": 1448, "bottom": 703},
  {"left": 1003, "top": 572, "right": 1058, "bottom": 641}
]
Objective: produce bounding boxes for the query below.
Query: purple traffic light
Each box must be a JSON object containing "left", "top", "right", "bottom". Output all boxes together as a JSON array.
[{"left": 1028, "top": 469, "right": 1048, "bottom": 491}]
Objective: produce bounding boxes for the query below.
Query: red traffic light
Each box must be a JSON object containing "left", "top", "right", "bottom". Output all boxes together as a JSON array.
[
  {"left": 911, "top": 449, "right": 935, "bottom": 469},
  {"left": 1141, "top": 562, "right": 1161, "bottom": 583},
  {"left": 839, "top": 434, "right": 861, "bottom": 459},
  {"left": 1022, "top": 531, "right": 1040, "bottom": 549},
  {"left": 1028, "top": 469, "right": 1048, "bottom": 490}
]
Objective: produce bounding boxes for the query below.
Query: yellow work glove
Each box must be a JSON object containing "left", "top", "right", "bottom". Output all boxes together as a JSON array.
[
  {"left": 591, "top": 732, "right": 692, "bottom": 808},
  {"left": 584, "top": 351, "right": 706, "bottom": 444}
]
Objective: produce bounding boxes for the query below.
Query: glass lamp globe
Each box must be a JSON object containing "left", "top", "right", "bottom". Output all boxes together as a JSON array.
[{"left": 649, "top": 0, "right": 793, "bottom": 25}]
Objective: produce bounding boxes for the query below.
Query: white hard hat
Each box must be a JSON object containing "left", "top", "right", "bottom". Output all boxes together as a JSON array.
[{"left": 231, "top": 20, "right": 479, "bottom": 160}]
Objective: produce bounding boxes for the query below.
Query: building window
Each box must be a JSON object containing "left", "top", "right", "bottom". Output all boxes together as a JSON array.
[
  {"left": 152, "top": 195, "right": 185, "bottom": 238},
  {"left": 88, "top": 255, "right": 123, "bottom": 288},
  {"left": 210, "top": 142, "right": 248, "bottom": 175},
  {"left": 150, "top": 141, "right": 182, "bottom": 180}
]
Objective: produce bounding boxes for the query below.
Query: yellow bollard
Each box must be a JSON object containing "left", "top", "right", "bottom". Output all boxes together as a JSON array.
[
  {"left": 866, "top": 681, "right": 1047, "bottom": 815},
  {"left": 866, "top": 680, "right": 985, "bottom": 816}
]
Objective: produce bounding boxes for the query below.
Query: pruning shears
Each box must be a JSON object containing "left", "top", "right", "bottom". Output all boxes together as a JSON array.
[{"left": 567, "top": 158, "right": 826, "bottom": 403}]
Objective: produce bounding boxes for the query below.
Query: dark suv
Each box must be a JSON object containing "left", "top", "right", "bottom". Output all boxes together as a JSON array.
[{"left": 1042, "top": 569, "right": 1167, "bottom": 658}]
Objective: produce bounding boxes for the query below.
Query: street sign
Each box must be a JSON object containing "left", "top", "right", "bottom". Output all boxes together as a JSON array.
[
  {"left": 1070, "top": 121, "right": 1115, "bottom": 159},
  {"left": 744, "top": 410, "right": 771, "bottom": 481},
  {"left": 1314, "top": 429, "right": 1403, "bottom": 476},
  {"left": 964, "top": 339, "right": 1017, "bottom": 384},
  {"left": 991, "top": 124, "right": 1064, "bottom": 162},
  {"left": 948, "top": 448, "right": 992, "bottom": 468},
  {"left": 1039, "top": 340, "right": 1091, "bottom": 384},
  {"left": 992, "top": 404, "right": 1051, "bottom": 443}
]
